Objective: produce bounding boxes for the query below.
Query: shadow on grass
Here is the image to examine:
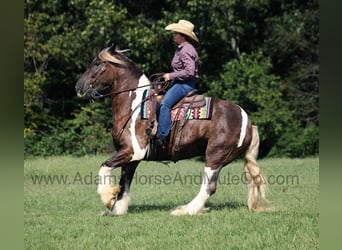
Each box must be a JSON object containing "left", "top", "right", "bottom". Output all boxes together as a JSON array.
[
  {"left": 128, "top": 201, "right": 246, "bottom": 214},
  {"left": 129, "top": 204, "right": 175, "bottom": 213},
  {"left": 206, "top": 201, "right": 247, "bottom": 210}
]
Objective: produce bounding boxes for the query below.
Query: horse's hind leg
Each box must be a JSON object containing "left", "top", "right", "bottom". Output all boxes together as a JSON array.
[
  {"left": 244, "top": 126, "right": 268, "bottom": 211},
  {"left": 98, "top": 161, "right": 139, "bottom": 215},
  {"left": 171, "top": 166, "right": 221, "bottom": 216}
]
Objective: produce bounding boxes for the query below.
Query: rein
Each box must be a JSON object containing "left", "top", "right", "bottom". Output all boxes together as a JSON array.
[
  {"left": 114, "top": 93, "right": 151, "bottom": 140},
  {"left": 91, "top": 72, "right": 170, "bottom": 140},
  {"left": 90, "top": 73, "right": 169, "bottom": 100},
  {"left": 90, "top": 82, "right": 152, "bottom": 99}
]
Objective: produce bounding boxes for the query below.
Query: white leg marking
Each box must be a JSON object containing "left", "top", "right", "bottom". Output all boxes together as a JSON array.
[
  {"left": 171, "top": 167, "right": 218, "bottom": 216},
  {"left": 130, "top": 74, "right": 150, "bottom": 161},
  {"left": 97, "top": 166, "right": 115, "bottom": 206},
  {"left": 237, "top": 107, "right": 248, "bottom": 147},
  {"left": 112, "top": 183, "right": 130, "bottom": 215}
]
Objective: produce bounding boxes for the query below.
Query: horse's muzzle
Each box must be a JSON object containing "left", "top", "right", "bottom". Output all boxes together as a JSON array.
[
  {"left": 75, "top": 83, "right": 84, "bottom": 97},
  {"left": 75, "top": 84, "right": 91, "bottom": 98}
]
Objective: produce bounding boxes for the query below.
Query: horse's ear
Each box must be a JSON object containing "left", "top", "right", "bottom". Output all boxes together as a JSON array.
[{"left": 108, "top": 43, "right": 117, "bottom": 55}]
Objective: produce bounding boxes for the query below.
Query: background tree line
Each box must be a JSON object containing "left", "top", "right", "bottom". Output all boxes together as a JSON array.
[{"left": 24, "top": 0, "right": 319, "bottom": 158}]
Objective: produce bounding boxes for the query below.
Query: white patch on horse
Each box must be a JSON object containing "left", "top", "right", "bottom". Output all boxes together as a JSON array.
[
  {"left": 171, "top": 167, "right": 218, "bottom": 215},
  {"left": 237, "top": 107, "right": 248, "bottom": 147},
  {"left": 112, "top": 183, "right": 130, "bottom": 215},
  {"left": 129, "top": 74, "right": 150, "bottom": 161},
  {"left": 97, "top": 166, "right": 114, "bottom": 206}
]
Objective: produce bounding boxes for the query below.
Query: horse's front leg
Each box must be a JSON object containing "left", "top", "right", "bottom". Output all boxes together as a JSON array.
[
  {"left": 111, "top": 161, "right": 139, "bottom": 215},
  {"left": 98, "top": 161, "right": 139, "bottom": 216},
  {"left": 97, "top": 149, "right": 136, "bottom": 214}
]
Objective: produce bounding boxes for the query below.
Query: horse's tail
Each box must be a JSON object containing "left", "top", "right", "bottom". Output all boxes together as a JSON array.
[{"left": 243, "top": 125, "right": 268, "bottom": 211}]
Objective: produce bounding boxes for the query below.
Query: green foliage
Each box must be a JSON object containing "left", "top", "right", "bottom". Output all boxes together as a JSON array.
[
  {"left": 263, "top": 1, "right": 319, "bottom": 128},
  {"left": 25, "top": 101, "right": 114, "bottom": 157},
  {"left": 270, "top": 123, "right": 319, "bottom": 158},
  {"left": 24, "top": 0, "right": 319, "bottom": 157},
  {"left": 208, "top": 51, "right": 291, "bottom": 156}
]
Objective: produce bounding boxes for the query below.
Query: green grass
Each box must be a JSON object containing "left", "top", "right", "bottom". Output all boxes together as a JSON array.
[{"left": 24, "top": 156, "right": 319, "bottom": 249}]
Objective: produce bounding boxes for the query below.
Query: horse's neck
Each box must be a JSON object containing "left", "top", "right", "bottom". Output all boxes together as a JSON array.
[{"left": 111, "top": 73, "right": 150, "bottom": 129}]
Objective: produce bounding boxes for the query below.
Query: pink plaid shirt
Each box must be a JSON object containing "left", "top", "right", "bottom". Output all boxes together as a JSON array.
[{"left": 169, "top": 42, "right": 199, "bottom": 81}]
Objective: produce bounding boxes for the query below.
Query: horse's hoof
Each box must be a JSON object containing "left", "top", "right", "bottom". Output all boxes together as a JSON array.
[
  {"left": 101, "top": 210, "right": 115, "bottom": 216},
  {"left": 170, "top": 205, "right": 188, "bottom": 216},
  {"left": 198, "top": 207, "right": 210, "bottom": 214}
]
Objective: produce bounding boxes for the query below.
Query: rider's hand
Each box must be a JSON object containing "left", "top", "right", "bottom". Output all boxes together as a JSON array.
[{"left": 162, "top": 73, "right": 170, "bottom": 81}]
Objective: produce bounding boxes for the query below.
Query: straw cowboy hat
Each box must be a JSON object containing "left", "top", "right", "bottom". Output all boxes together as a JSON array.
[{"left": 165, "top": 19, "right": 199, "bottom": 43}]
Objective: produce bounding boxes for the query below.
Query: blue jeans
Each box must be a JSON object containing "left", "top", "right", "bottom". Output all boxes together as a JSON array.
[{"left": 157, "top": 80, "right": 195, "bottom": 141}]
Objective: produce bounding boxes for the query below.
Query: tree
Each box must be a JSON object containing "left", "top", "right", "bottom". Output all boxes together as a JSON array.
[
  {"left": 208, "top": 51, "right": 291, "bottom": 157},
  {"left": 24, "top": 0, "right": 128, "bottom": 150},
  {"left": 24, "top": 0, "right": 319, "bottom": 157},
  {"left": 263, "top": 0, "right": 319, "bottom": 129}
]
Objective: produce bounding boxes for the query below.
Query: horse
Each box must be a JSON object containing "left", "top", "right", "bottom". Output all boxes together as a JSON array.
[{"left": 75, "top": 44, "right": 269, "bottom": 216}]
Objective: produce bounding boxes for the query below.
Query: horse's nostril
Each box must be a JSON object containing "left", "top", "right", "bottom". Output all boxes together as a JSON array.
[
  {"left": 75, "top": 83, "right": 82, "bottom": 94},
  {"left": 75, "top": 84, "right": 85, "bottom": 97}
]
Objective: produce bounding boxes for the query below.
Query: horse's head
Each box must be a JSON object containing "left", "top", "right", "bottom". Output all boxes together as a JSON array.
[{"left": 75, "top": 44, "right": 124, "bottom": 98}]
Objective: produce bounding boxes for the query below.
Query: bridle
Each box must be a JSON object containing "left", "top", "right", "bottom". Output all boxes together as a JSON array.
[
  {"left": 87, "top": 61, "right": 169, "bottom": 139},
  {"left": 88, "top": 62, "right": 167, "bottom": 100},
  {"left": 90, "top": 82, "right": 153, "bottom": 100}
]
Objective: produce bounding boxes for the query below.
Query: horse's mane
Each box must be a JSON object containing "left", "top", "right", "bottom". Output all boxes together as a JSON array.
[
  {"left": 98, "top": 47, "right": 142, "bottom": 76},
  {"left": 98, "top": 48, "right": 125, "bottom": 65}
]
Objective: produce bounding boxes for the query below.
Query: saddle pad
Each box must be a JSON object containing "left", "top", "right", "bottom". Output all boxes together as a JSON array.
[{"left": 141, "top": 89, "right": 213, "bottom": 121}]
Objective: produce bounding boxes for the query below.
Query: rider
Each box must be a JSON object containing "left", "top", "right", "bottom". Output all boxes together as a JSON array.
[{"left": 155, "top": 19, "right": 200, "bottom": 147}]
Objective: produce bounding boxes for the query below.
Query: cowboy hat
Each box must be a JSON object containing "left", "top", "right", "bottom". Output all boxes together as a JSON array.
[{"left": 165, "top": 19, "right": 199, "bottom": 43}]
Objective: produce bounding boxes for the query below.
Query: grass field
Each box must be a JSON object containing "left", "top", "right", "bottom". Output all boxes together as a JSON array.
[{"left": 24, "top": 156, "right": 319, "bottom": 249}]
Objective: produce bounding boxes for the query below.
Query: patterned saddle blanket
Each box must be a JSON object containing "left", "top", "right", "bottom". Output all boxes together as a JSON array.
[{"left": 141, "top": 89, "right": 214, "bottom": 121}]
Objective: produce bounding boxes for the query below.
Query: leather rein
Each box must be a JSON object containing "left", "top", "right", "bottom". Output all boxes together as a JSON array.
[
  {"left": 88, "top": 70, "right": 169, "bottom": 139},
  {"left": 89, "top": 72, "right": 168, "bottom": 100},
  {"left": 90, "top": 82, "right": 152, "bottom": 99}
]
